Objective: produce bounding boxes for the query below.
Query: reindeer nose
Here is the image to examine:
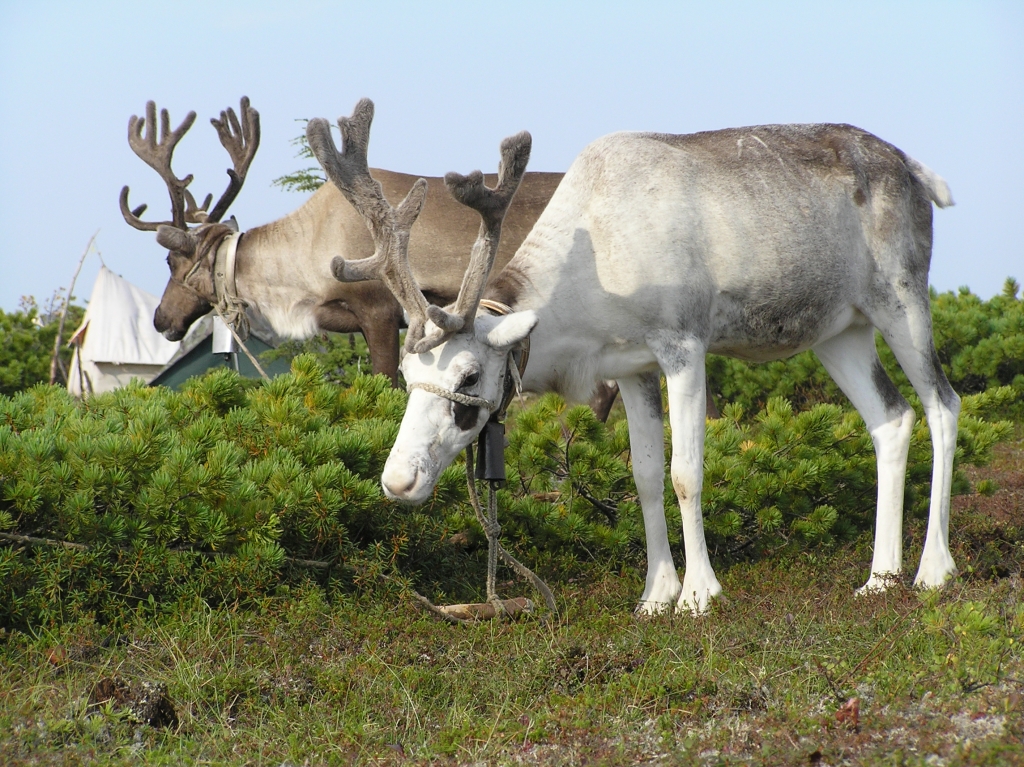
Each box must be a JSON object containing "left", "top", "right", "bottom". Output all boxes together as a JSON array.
[{"left": 382, "top": 462, "right": 420, "bottom": 501}]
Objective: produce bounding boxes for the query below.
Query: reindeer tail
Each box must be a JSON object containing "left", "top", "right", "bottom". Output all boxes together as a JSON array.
[{"left": 906, "top": 156, "right": 954, "bottom": 208}]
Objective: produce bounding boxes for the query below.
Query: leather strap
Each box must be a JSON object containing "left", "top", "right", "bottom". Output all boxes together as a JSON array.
[{"left": 211, "top": 232, "right": 250, "bottom": 340}]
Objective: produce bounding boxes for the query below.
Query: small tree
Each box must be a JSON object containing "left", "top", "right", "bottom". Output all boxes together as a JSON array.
[
  {"left": 271, "top": 120, "right": 326, "bottom": 194},
  {"left": 0, "top": 295, "right": 83, "bottom": 396}
]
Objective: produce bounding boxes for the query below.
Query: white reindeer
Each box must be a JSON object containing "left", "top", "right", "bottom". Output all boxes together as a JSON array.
[{"left": 308, "top": 100, "right": 958, "bottom": 614}]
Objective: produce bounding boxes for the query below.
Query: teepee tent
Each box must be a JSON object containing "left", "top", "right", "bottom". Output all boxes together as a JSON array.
[{"left": 67, "top": 266, "right": 179, "bottom": 396}]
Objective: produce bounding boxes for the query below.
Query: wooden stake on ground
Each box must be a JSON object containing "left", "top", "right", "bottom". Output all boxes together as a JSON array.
[{"left": 435, "top": 598, "right": 534, "bottom": 621}]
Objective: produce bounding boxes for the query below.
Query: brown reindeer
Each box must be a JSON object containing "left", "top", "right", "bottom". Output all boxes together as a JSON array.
[{"left": 117, "top": 99, "right": 641, "bottom": 413}]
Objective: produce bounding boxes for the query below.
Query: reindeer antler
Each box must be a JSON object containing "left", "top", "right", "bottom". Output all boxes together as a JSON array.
[
  {"left": 207, "top": 96, "right": 260, "bottom": 223},
  {"left": 308, "top": 99, "right": 531, "bottom": 354},
  {"left": 120, "top": 97, "right": 260, "bottom": 233},
  {"left": 120, "top": 101, "right": 197, "bottom": 231},
  {"left": 429, "top": 131, "right": 531, "bottom": 338},
  {"left": 307, "top": 99, "right": 434, "bottom": 349}
]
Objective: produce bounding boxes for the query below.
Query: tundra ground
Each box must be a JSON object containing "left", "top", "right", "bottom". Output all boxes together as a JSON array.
[{"left": 2, "top": 436, "right": 1022, "bottom": 766}]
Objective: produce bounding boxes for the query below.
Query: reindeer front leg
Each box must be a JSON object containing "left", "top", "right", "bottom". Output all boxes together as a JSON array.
[
  {"left": 618, "top": 372, "right": 681, "bottom": 613},
  {"left": 650, "top": 333, "right": 722, "bottom": 614},
  {"left": 335, "top": 291, "right": 403, "bottom": 387},
  {"left": 360, "top": 306, "right": 402, "bottom": 386}
]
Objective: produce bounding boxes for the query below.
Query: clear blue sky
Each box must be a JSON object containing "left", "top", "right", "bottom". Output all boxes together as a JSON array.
[{"left": 1, "top": 1, "right": 1020, "bottom": 313}]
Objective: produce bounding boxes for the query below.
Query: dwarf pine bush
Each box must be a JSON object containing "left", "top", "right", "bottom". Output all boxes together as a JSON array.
[
  {"left": 0, "top": 359, "right": 475, "bottom": 630},
  {"left": 493, "top": 394, "right": 642, "bottom": 571},
  {"left": 0, "top": 352, "right": 1016, "bottom": 631},
  {"left": 700, "top": 391, "right": 1014, "bottom": 558}
]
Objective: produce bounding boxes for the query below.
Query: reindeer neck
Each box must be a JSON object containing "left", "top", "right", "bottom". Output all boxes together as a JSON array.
[
  {"left": 482, "top": 203, "right": 608, "bottom": 403},
  {"left": 483, "top": 182, "right": 585, "bottom": 316},
  {"left": 231, "top": 184, "right": 371, "bottom": 339}
]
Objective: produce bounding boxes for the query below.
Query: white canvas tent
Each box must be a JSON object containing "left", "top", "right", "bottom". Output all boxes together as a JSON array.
[{"left": 67, "top": 266, "right": 180, "bottom": 396}]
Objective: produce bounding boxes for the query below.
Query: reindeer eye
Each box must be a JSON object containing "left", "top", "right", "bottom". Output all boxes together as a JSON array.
[{"left": 462, "top": 372, "right": 480, "bottom": 389}]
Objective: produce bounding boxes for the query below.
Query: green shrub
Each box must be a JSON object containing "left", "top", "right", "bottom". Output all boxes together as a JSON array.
[
  {"left": 0, "top": 359, "right": 473, "bottom": 631},
  {"left": 0, "top": 353, "right": 1017, "bottom": 632},
  {"left": 0, "top": 297, "right": 84, "bottom": 396},
  {"left": 700, "top": 391, "right": 1014, "bottom": 558}
]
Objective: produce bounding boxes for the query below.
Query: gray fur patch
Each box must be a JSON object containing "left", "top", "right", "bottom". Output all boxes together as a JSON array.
[
  {"left": 638, "top": 371, "right": 662, "bottom": 420},
  {"left": 485, "top": 266, "right": 530, "bottom": 308},
  {"left": 871, "top": 357, "right": 910, "bottom": 415}
]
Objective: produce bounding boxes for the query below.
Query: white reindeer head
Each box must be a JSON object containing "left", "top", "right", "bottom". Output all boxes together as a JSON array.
[
  {"left": 382, "top": 311, "right": 537, "bottom": 501},
  {"left": 307, "top": 99, "right": 534, "bottom": 503}
]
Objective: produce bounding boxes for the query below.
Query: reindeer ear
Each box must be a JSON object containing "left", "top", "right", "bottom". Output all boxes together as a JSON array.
[
  {"left": 477, "top": 311, "right": 538, "bottom": 349},
  {"left": 156, "top": 225, "right": 196, "bottom": 255}
]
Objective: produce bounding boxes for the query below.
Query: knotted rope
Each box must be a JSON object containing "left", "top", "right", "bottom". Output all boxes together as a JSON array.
[
  {"left": 216, "top": 295, "right": 252, "bottom": 343},
  {"left": 404, "top": 350, "right": 556, "bottom": 621},
  {"left": 406, "top": 382, "right": 495, "bottom": 411}
]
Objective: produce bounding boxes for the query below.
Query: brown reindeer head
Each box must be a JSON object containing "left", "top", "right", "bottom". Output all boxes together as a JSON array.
[
  {"left": 152, "top": 221, "right": 237, "bottom": 340},
  {"left": 120, "top": 98, "right": 259, "bottom": 340}
]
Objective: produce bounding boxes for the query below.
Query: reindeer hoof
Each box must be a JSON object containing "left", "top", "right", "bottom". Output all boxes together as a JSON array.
[
  {"left": 856, "top": 571, "right": 902, "bottom": 594},
  {"left": 675, "top": 576, "right": 722, "bottom": 615},
  {"left": 914, "top": 557, "right": 958, "bottom": 589},
  {"left": 634, "top": 600, "right": 674, "bottom": 617}
]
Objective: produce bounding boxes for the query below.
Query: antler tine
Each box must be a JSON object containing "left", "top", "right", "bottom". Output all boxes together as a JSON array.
[
  {"left": 121, "top": 101, "right": 197, "bottom": 231},
  {"left": 119, "top": 186, "right": 158, "bottom": 231},
  {"left": 207, "top": 96, "right": 261, "bottom": 222},
  {"left": 421, "top": 131, "right": 532, "bottom": 350},
  {"left": 183, "top": 189, "right": 214, "bottom": 224},
  {"left": 307, "top": 99, "right": 433, "bottom": 348}
]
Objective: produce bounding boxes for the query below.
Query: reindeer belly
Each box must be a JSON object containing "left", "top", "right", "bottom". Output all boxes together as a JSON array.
[{"left": 707, "top": 291, "right": 861, "bottom": 361}]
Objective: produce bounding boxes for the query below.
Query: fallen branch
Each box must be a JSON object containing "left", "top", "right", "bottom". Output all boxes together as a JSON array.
[
  {"left": 0, "top": 531, "right": 331, "bottom": 570},
  {"left": 435, "top": 597, "right": 533, "bottom": 621},
  {"left": 0, "top": 532, "right": 89, "bottom": 551}
]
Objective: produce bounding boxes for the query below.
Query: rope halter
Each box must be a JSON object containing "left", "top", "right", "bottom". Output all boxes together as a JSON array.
[
  {"left": 404, "top": 299, "right": 529, "bottom": 420},
  {"left": 406, "top": 382, "right": 496, "bottom": 412},
  {"left": 175, "top": 228, "right": 251, "bottom": 341}
]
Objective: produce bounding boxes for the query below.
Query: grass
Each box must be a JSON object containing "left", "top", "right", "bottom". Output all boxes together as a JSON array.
[{"left": 2, "top": 439, "right": 1022, "bottom": 765}]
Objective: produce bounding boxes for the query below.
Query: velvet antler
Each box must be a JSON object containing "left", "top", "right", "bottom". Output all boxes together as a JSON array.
[
  {"left": 309, "top": 99, "right": 532, "bottom": 354},
  {"left": 426, "top": 131, "right": 532, "bottom": 343},
  {"left": 207, "top": 96, "right": 260, "bottom": 223},
  {"left": 119, "top": 101, "right": 197, "bottom": 231},
  {"left": 120, "top": 97, "right": 260, "bottom": 235},
  {"left": 306, "top": 99, "right": 434, "bottom": 350}
]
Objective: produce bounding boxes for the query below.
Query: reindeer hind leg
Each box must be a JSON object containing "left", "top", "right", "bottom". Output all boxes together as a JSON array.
[
  {"left": 870, "top": 295, "right": 960, "bottom": 588},
  {"left": 813, "top": 323, "right": 916, "bottom": 592}
]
